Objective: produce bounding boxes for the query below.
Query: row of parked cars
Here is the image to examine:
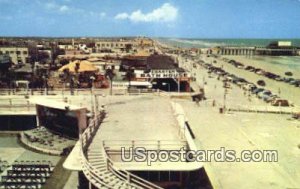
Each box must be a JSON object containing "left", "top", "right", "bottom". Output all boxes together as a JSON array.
[
  {"left": 222, "top": 58, "right": 300, "bottom": 88},
  {"left": 200, "top": 62, "right": 290, "bottom": 107}
]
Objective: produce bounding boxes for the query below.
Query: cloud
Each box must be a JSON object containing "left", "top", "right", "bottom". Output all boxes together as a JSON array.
[
  {"left": 88, "top": 11, "right": 106, "bottom": 20},
  {"left": 45, "top": 2, "right": 71, "bottom": 13},
  {"left": 114, "top": 3, "right": 178, "bottom": 23},
  {"left": 115, "top": 13, "right": 129, "bottom": 20},
  {"left": 59, "top": 5, "right": 69, "bottom": 12},
  {"left": 100, "top": 12, "right": 106, "bottom": 18},
  {"left": 42, "top": 1, "right": 106, "bottom": 19}
]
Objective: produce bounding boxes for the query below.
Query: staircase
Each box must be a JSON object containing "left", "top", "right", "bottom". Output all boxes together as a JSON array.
[
  {"left": 86, "top": 147, "right": 141, "bottom": 189},
  {"left": 80, "top": 112, "right": 163, "bottom": 189}
]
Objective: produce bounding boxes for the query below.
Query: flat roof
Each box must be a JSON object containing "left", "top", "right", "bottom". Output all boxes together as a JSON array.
[
  {"left": 30, "top": 98, "right": 85, "bottom": 111},
  {"left": 87, "top": 96, "right": 204, "bottom": 171},
  {"left": 97, "top": 96, "right": 179, "bottom": 141}
]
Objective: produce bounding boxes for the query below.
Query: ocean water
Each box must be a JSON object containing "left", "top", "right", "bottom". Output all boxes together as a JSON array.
[
  {"left": 157, "top": 38, "right": 300, "bottom": 78},
  {"left": 243, "top": 56, "right": 300, "bottom": 78},
  {"left": 158, "top": 38, "right": 300, "bottom": 48}
]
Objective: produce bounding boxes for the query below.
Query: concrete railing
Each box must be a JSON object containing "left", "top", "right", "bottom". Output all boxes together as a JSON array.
[
  {"left": 0, "top": 88, "right": 161, "bottom": 96},
  {"left": 103, "top": 140, "right": 187, "bottom": 152},
  {"left": 105, "top": 155, "right": 163, "bottom": 189},
  {"left": 80, "top": 112, "right": 163, "bottom": 189},
  {"left": 227, "top": 104, "right": 300, "bottom": 115},
  {"left": 80, "top": 112, "right": 113, "bottom": 188},
  {"left": 0, "top": 98, "right": 35, "bottom": 113},
  {"left": 0, "top": 88, "right": 104, "bottom": 96},
  {"left": 171, "top": 102, "right": 198, "bottom": 151}
]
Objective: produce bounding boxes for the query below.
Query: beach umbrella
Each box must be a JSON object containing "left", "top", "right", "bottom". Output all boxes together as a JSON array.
[{"left": 58, "top": 60, "right": 98, "bottom": 73}]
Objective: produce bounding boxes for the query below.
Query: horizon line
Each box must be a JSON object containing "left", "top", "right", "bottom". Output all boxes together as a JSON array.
[{"left": 0, "top": 36, "right": 300, "bottom": 40}]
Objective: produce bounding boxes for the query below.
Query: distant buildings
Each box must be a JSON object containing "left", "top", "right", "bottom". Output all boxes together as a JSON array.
[
  {"left": 95, "top": 37, "right": 155, "bottom": 53},
  {"left": 0, "top": 54, "right": 11, "bottom": 83},
  {"left": 95, "top": 39, "right": 136, "bottom": 53},
  {"left": 87, "top": 58, "right": 120, "bottom": 74},
  {"left": 0, "top": 47, "right": 29, "bottom": 64},
  {"left": 0, "top": 54, "right": 10, "bottom": 64},
  {"left": 58, "top": 42, "right": 93, "bottom": 54},
  {"left": 268, "top": 41, "right": 292, "bottom": 48}
]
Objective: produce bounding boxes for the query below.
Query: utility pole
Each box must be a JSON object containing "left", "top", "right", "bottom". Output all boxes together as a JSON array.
[{"left": 178, "top": 78, "right": 180, "bottom": 93}]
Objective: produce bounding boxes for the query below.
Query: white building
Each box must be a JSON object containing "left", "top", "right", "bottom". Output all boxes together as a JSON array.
[
  {"left": 95, "top": 39, "right": 137, "bottom": 53},
  {"left": 278, "top": 41, "right": 292, "bottom": 47},
  {"left": 0, "top": 47, "right": 29, "bottom": 64}
]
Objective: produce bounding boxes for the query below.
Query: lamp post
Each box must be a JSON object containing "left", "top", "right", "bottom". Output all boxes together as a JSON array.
[
  {"left": 162, "top": 82, "right": 170, "bottom": 92},
  {"left": 90, "top": 75, "right": 95, "bottom": 92}
]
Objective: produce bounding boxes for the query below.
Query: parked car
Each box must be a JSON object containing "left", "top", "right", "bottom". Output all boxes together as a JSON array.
[
  {"left": 289, "top": 79, "right": 297, "bottom": 85},
  {"left": 284, "top": 78, "right": 294, "bottom": 83},
  {"left": 274, "top": 77, "right": 283, "bottom": 82},
  {"left": 258, "top": 90, "right": 272, "bottom": 99},
  {"left": 285, "top": 71, "right": 293, "bottom": 76},
  {"left": 292, "top": 112, "right": 300, "bottom": 119},
  {"left": 264, "top": 94, "right": 279, "bottom": 103},
  {"left": 290, "top": 79, "right": 300, "bottom": 86},
  {"left": 271, "top": 99, "right": 289, "bottom": 107},
  {"left": 245, "top": 66, "right": 255, "bottom": 71},
  {"left": 252, "top": 88, "right": 264, "bottom": 94},
  {"left": 243, "top": 83, "right": 256, "bottom": 91},
  {"left": 257, "top": 80, "right": 266, "bottom": 86},
  {"left": 256, "top": 69, "right": 265, "bottom": 75}
]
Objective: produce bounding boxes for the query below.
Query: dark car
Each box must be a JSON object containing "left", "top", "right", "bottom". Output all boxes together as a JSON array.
[
  {"left": 257, "top": 80, "right": 266, "bottom": 86},
  {"left": 252, "top": 88, "right": 264, "bottom": 94}
]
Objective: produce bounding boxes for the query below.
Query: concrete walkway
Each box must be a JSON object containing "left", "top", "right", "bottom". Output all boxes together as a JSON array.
[
  {"left": 175, "top": 54, "right": 300, "bottom": 189},
  {"left": 178, "top": 99, "right": 300, "bottom": 189}
]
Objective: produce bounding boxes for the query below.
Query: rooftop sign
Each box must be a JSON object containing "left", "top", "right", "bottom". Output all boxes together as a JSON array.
[{"left": 139, "top": 69, "right": 190, "bottom": 79}]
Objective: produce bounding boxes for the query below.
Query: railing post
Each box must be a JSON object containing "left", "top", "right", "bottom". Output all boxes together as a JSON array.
[
  {"left": 27, "top": 101, "right": 30, "bottom": 111},
  {"left": 106, "top": 159, "right": 109, "bottom": 170},
  {"left": 85, "top": 132, "right": 89, "bottom": 143},
  {"left": 158, "top": 140, "right": 160, "bottom": 151},
  {"left": 127, "top": 173, "right": 130, "bottom": 183}
]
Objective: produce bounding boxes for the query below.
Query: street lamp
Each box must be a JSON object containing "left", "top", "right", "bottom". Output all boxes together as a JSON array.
[{"left": 162, "top": 82, "right": 170, "bottom": 92}]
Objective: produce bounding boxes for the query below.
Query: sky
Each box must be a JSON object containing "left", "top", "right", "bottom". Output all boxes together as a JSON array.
[{"left": 0, "top": 0, "right": 300, "bottom": 38}]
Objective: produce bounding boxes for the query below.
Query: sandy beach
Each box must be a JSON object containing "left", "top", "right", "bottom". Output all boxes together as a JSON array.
[
  {"left": 226, "top": 55, "right": 300, "bottom": 78},
  {"left": 175, "top": 52, "right": 300, "bottom": 189},
  {"left": 199, "top": 55, "right": 300, "bottom": 106}
]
